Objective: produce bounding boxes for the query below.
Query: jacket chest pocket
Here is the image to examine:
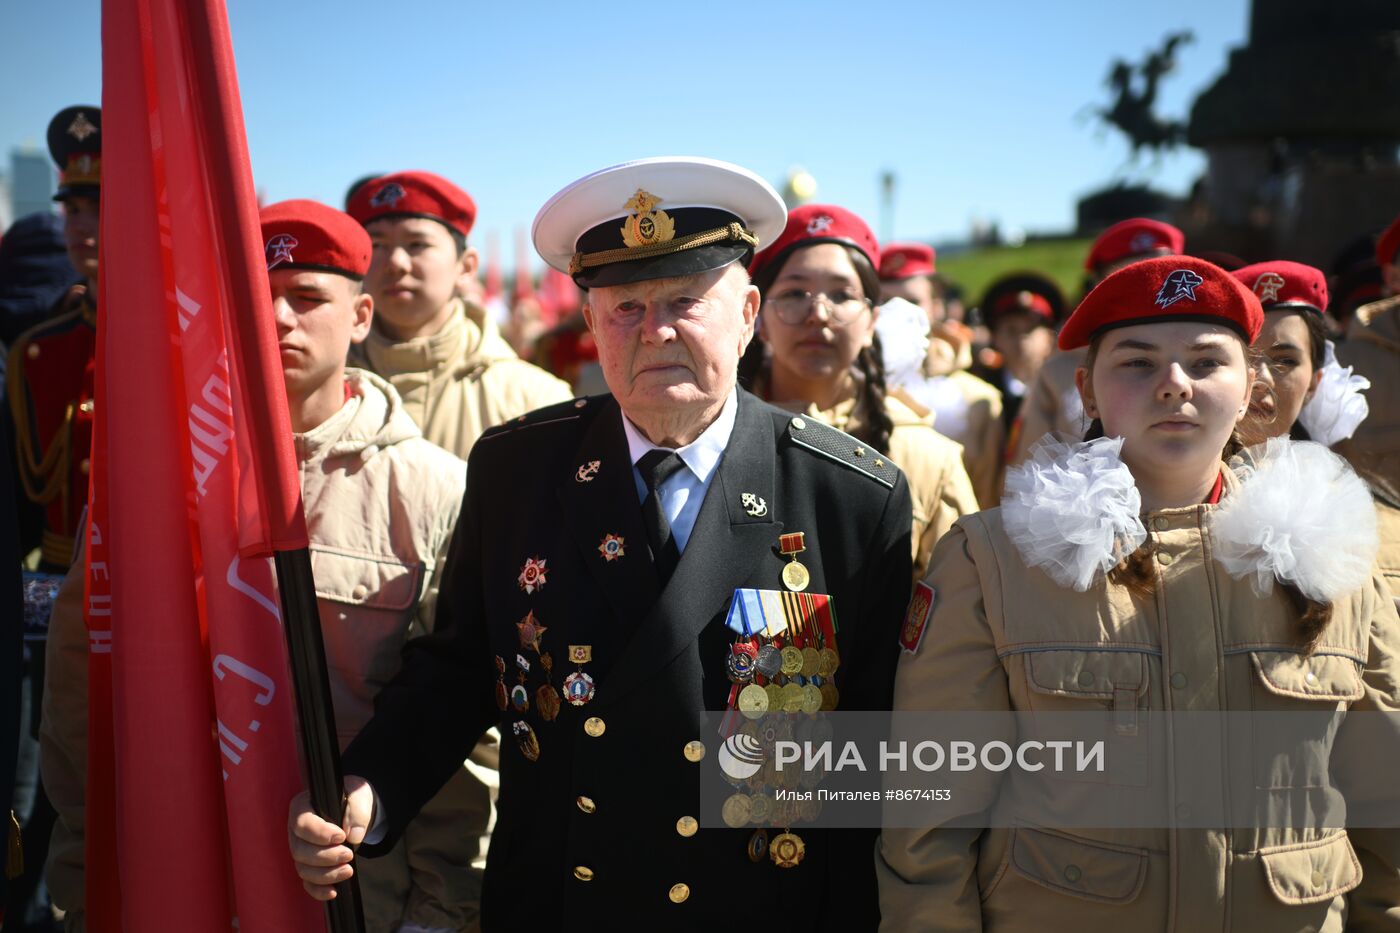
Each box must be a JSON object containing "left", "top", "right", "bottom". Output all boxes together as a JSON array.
[
  {"left": 1015, "top": 649, "right": 1153, "bottom": 787},
  {"left": 312, "top": 547, "right": 425, "bottom": 691},
  {"left": 1247, "top": 650, "right": 1361, "bottom": 792}
]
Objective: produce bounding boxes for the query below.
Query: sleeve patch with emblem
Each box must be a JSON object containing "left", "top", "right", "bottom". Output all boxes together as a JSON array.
[{"left": 899, "top": 581, "right": 935, "bottom": 654}]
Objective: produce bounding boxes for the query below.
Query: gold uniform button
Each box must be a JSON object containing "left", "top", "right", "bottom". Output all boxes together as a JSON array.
[
  {"left": 576, "top": 795, "right": 596, "bottom": 814},
  {"left": 573, "top": 866, "right": 594, "bottom": 882},
  {"left": 26, "top": 344, "right": 40, "bottom": 360},
  {"left": 1156, "top": 551, "right": 1174, "bottom": 566},
  {"left": 683, "top": 740, "right": 705, "bottom": 762},
  {"left": 584, "top": 717, "right": 606, "bottom": 737},
  {"left": 1153, "top": 517, "right": 1169, "bottom": 531},
  {"left": 79, "top": 458, "right": 91, "bottom": 475},
  {"left": 668, "top": 882, "right": 690, "bottom": 904},
  {"left": 676, "top": 816, "right": 698, "bottom": 837}
]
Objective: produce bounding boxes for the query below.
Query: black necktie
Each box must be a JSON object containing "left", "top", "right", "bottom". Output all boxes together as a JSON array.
[{"left": 637, "top": 449, "right": 687, "bottom": 584}]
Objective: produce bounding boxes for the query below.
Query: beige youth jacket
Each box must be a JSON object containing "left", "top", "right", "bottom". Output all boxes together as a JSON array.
[
  {"left": 349, "top": 298, "right": 572, "bottom": 460},
  {"left": 809, "top": 392, "right": 979, "bottom": 581},
  {"left": 878, "top": 452, "right": 1400, "bottom": 933}
]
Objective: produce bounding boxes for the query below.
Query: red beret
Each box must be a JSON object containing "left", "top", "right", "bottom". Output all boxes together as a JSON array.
[
  {"left": 1231, "top": 260, "right": 1329, "bottom": 315},
  {"left": 879, "top": 242, "right": 935, "bottom": 280},
  {"left": 981, "top": 273, "right": 1067, "bottom": 328},
  {"left": 260, "top": 199, "right": 371, "bottom": 279},
  {"left": 1377, "top": 214, "right": 1400, "bottom": 268},
  {"left": 1084, "top": 217, "right": 1185, "bottom": 273},
  {"left": 1058, "top": 256, "right": 1263, "bottom": 350},
  {"left": 346, "top": 170, "right": 476, "bottom": 239},
  {"left": 749, "top": 204, "right": 878, "bottom": 283}
]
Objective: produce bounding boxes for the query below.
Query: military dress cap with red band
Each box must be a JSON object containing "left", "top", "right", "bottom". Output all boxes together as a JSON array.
[
  {"left": 260, "top": 199, "right": 372, "bottom": 279},
  {"left": 1377, "top": 214, "right": 1400, "bottom": 268},
  {"left": 1084, "top": 217, "right": 1185, "bottom": 273},
  {"left": 749, "top": 204, "right": 879, "bottom": 282},
  {"left": 1231, "top": 260, "right": 1329, "bottom": 315},
  {"left": 532, "top": 156, "right": 787, "bottom": 289},
  {"left": 346, "top": 170, "right": 477, "bottom": 239},
  {"left": 879, "top": 242, "right": 936, "bottom": 281},
  {"left": 979, "top": 272, "right": 1067, "bottom": 329},
  {"left": 1058, "top": 255, "right": 1263, "bottom": 351},
  {"left": 47, "top": 105, "right": 101, "bottom": 202}
]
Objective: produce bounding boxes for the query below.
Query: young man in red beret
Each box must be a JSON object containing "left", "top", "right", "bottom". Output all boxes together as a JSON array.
[
  {"left": 1336, "top": 213, "right": 1400, "bottom": 523},
  {"left": 345, "top": 171, "right": 571, "bottom": 458},
  {"left": 40, "top": 200, "right": 473, "bottom": 933},
  {"left": 1007, "top": 217, "right": 1186, "bottom": 467}
]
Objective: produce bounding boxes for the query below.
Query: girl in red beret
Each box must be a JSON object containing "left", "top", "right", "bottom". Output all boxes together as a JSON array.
[
  {"left": 879, "top": 256, "right": 1400, "bottom": 932},
  {"left": 742, "top": 204, "right": 978, "bottom": 580}
]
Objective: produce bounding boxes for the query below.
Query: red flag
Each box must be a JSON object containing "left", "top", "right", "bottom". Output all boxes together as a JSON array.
[
  {"left": 89, "top": 0, "right": 322, "bottom": 929},
  {"left": 484, "top": 229, "right": 503, "bottom": 303}
]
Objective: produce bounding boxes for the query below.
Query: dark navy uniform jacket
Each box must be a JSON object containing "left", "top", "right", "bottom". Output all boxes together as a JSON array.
[{"left": 344, "top": 388, "right": 913, "bottom": 931}]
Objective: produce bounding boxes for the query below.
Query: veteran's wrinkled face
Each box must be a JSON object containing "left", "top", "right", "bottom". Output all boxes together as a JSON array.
[
  {"left": 584, "top": 264, "right": 759, "bottom": 436},
  {"left": 1078, "top": 320, "right": 1252, "bottom": 481}
]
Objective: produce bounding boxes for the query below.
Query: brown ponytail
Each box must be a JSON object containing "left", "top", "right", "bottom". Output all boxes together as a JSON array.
[{"left": 852, "top": 334, "right": 895, "bottom": 456}]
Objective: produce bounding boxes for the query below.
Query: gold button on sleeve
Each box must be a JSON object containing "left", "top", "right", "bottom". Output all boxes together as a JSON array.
[
  {"left": 584, "top": 716, "right": 606, "bottom": 737},
  {"left": 576, "top": 795, "right": 596, "bottom": 814},
  {"left": 668, "top": 882, "right": 690, "bottom": 903},
  {"left": 683, "top": 741, "right": 705, "bottom": 762},
  {"left": 573, "top": 866, "right": 594, "bottom": 882},
  {"left": 676, "top": 816, "right": 698, "bottom": 837}
]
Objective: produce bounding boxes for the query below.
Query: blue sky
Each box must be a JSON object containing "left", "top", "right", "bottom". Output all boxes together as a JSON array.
[{"left": 2, "top": 0, "right": 1248, "bottom": 261}]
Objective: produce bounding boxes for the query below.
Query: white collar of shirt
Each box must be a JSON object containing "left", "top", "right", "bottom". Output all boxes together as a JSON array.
[{"left": 620, "top": 389, "right": 738, "bottom": 484}]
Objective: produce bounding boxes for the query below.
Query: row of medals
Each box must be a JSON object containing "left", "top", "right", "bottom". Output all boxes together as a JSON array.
[
  {"left": 720, "top": 552, "right": 838, "bottom": 867},
  {"left": 495, "top": 613, "right": 596, "bottom": 762}
]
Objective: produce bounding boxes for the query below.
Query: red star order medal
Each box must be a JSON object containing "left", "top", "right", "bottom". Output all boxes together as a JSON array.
[
  {"left": 517, "top": 610, "right": 547, "bottom": 653},
  {"left": 598, "top": 534, "right": 626, "bottom": 562},
  {"left": 518, "top": 557, "right": 548, "bottom": 593}
]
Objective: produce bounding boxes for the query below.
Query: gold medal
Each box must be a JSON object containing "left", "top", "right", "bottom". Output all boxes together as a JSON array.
[
  {"left": 722, "top": 793, "right": 752, "bottom": 828},
  {"left": 738, "top": 683, "right": 770, "bottom": 719},
  {"left": 764, "top": 682, "right": 783, "bottom": 711},
  {"left": 780, "top": 646, "right": 804, "bottom": 676},
  {"left": 780, "top": 682, "right": 804, "bottom": 713},
  {"left": 800, "top": 647, "right": 820, "bottom": 678},
  {"left": 770, "top": 832, "right": 806, "bottom": 868},
  {"left": 778, "top": 532, "right": 811, "bottom": 592},
  {"left": 819, "top": 682, "right": 840, "bottom": 711},
  {"left": 801, "top": 684, "right": 823, "bottom": 714},
  {"left": 817, "top": 647, "right": 840, "bottom": 677},
  {"left": 749, "top": 793, "right": 774, "bottom": 825},
  {"left": 781, "top": 560, "right": 810, "bottom": 593}
]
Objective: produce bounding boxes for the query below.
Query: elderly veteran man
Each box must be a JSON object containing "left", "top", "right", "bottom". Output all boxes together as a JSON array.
[{"left": 288, "top": 157, "right": 915, "bottom": 929}]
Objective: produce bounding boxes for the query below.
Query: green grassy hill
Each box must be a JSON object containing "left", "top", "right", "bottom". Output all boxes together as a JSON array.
[{"left": 937, "top": 237, "right": 1094, "bottom": 306}]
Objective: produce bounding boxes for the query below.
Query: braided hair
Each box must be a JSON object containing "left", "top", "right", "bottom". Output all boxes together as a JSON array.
[{"left": 749, "top": 243, "right": 895, "bottom": 455}]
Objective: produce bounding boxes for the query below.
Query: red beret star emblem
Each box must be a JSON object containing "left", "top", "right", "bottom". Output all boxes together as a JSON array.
[
  {"left": 265, "top": 233, "right": 299, "bottom": 269},
  {"left": 1154, "top": 269, "right": 1204, "bottom": 308}
]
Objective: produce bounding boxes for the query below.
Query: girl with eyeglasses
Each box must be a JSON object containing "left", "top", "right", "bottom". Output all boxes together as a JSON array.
[{"left": 741, "top": 204, "right": 978, "bottom": 580}]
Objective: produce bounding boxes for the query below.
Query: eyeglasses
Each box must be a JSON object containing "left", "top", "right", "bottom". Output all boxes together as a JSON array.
[{"left": 765, "top": 288, "right": 873, "bottom": 325}]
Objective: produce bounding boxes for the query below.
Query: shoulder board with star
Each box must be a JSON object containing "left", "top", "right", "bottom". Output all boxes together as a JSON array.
[
  {"left": 476, "top": 395, "right": 601, "bottom": 442},
  {"left": 785, "top": 414, "right": 898, "bottom": 488}
]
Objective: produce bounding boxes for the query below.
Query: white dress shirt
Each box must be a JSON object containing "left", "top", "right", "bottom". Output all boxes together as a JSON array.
[{"left": 619, "top": 389, "right": 738, "bottom": 553}]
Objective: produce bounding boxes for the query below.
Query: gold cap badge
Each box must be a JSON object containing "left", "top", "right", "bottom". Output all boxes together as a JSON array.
[{"left": 620, "top": 189, "right": 675, "bottom": 248}]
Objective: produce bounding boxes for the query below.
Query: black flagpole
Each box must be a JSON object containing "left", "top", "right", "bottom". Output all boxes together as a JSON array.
[{"left": 274, "top": 547, "right": 367, "bottom": 932}]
